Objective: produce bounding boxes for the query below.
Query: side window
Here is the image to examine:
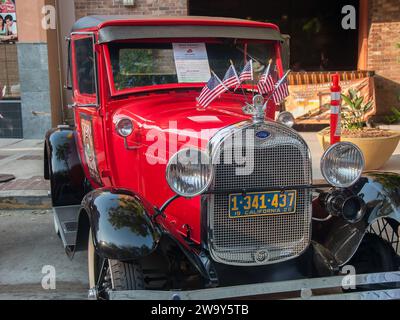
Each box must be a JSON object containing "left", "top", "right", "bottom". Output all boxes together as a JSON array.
[{"left": 74, "top": 37, "right": 96, "bottom": 95}]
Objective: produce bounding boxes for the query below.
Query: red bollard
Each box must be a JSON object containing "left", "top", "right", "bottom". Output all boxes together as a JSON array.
[{"left": 330, "top": 73, "right": 341, "bottom": 145}]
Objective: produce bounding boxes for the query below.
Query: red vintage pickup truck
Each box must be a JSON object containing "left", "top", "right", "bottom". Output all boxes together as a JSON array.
[{"left": 44, "top": 15, "right": 400, "bottom": 300}]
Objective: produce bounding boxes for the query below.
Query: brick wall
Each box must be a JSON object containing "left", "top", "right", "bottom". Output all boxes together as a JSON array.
[
  {"left": 74, "top": 0, "right": 188, "bottom": 19},
  {"left": 368, "top": 0, "right": 400, "bottom": 117}
]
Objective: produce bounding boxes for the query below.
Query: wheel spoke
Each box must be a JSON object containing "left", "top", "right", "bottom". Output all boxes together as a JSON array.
[
  {"left": 96, "top": 258, "right": 108, "bottom": 288},
  {"left": 377, "top": 219, "right": 384, "bottom": 237},
  {"left": 368, "top": 219, "right": 400, "bottom": 257},
  {"left": 391, "top": 226, "right": 396, "bottom": 245},
  {"left": 383, "top": 220, "right": 390, "bottom": 241}
]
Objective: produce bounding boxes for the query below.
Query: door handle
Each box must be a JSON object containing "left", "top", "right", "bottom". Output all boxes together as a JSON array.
[{"left": 68, "top": 103, "right": 99, "bottom": 109}]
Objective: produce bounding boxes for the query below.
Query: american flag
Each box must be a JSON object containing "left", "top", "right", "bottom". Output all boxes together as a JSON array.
[
  {"left": 222, "top": 64, "right": 240, "bottom": 89},
  {"left": 257, "top": 63, "right": 275, "bottom": 95},
  {"left": 197, "top": 73, "right": 227, "bottom": 108},
  {"left": 272, "top": 72, "right": 290, "bottom": 105},
  {"left": 239, "top": 60, "right": 253, "bottom": 83}
]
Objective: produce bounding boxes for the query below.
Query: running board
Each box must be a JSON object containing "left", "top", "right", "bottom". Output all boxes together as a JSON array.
[
  {"left": 53, "top": 205, "right": 80, "bottom": 248},
  {"left": 107, "top": 271, "right": 400, "bottom": 300}
]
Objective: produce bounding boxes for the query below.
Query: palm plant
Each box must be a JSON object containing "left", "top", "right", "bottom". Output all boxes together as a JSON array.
[
  {"left": 385, "top": 107, "right": 400, "bottom": 124},
  {"left": 341, "top": 89, "right": 373, "bottom": 130}
]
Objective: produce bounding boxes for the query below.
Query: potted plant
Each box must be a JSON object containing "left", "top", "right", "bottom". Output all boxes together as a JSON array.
[{"left": 317, "top": 89, "right": 400, "bottom": 170}]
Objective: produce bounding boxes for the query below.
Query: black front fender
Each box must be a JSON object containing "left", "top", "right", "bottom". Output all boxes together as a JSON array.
[
  {"left": 79, "top": 188, "right": 162, "bottom": 261},
  {"left": 314, "top": 172, "right": 400, "bottom": 266},
  {"left": 358, "top": 172, "right": 400, "bottom": 224}
]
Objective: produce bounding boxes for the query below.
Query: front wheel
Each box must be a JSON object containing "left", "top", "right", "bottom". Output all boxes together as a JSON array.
[
  {"left": 347, "top": 224, "right": 399, "bottom": 290},
  {"left": 88, "top": 229, "right": 145, "bottom": 299}
]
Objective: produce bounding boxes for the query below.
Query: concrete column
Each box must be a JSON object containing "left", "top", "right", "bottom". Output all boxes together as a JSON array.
[
  {"left": 16, "top": 0, "right": 52, "bottom": 139},
  {"left": 56, "top": 0, "right": 75, "bottom": 115},
  {"left": 357, "top": 0, "right": 369, "bottom": 70}
]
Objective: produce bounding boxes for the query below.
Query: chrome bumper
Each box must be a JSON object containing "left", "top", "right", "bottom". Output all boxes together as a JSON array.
[{"left": 106, "top": 271, "right": 400, "bottom": 300}]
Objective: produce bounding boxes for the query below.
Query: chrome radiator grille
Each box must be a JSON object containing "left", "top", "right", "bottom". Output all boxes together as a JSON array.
[{"left": 207, "top": 122, "right": 312, "bottom": 266}]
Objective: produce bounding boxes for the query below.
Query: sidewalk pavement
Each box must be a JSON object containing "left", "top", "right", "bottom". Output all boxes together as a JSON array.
[
  {"left": 0, "top": 139, "right": 50, "bottom": 210},
  {"left": 1, "top": 125, "right": 400, "bottom": 210}
]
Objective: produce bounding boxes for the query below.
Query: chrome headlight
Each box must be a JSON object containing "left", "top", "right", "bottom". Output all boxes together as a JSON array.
[
  {"left": 115, "top": 118, "right": 133, "bottom": 137},
  {"left": 321, "top": 142, "right": 364, "bottom": 188},
  {"left": 277, "top": 111, "right": 295, "bottom": 128},
  {"left": 166, "top": 148, "right": 213, "bottom": 197}
]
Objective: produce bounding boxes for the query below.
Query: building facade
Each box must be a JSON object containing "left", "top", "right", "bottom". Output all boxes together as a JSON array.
[
  {"left": 368, "top": 0, "right": 400, "bottom": 119},
  {"left": 0, "top": 0, "right": 399, "bottom": 139}
]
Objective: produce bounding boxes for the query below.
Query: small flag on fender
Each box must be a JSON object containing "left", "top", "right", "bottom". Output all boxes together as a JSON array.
[
  {"left": 272, "top": 70, "right": 290, "bottom": 105},
  {"left": 238, "top": 59, "right": 254, "bottom": 83},
  {"left": 197, "top": 72, "right": 228, "bottom": 108},
  {"left": 222, "top": 62, "right": 240, "bottom": 89},
  {"left": 257, "top": 60, "right": 275, "bottom": 95}
]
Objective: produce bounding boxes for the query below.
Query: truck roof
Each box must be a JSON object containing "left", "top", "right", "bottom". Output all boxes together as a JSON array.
[
  {"left": 72, "top": 15, "right": 280, "bottom": 32},
  {"left": 72, "top": 15, "right": 283, "bottom": 44}
]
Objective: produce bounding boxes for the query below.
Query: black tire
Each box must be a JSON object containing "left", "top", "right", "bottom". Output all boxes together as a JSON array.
[
  {"left": 349, "top": 233, "right": 397, "bottom": 274},
  {"left": 348, "top": 233, "right": 399, "bottom": 290},
  {"left": 108, "top": 259, "right": 145, "bottom": 290},
  {"left": 88, "top": 229, "right": 145, "bottom": 296}
]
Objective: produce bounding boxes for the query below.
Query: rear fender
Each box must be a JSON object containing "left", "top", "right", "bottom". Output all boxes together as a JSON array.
[{"left": 44, "top": 127, "right": 86, "bottom": 207}]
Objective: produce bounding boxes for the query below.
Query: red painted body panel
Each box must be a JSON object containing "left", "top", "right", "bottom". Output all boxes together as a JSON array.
[{"left": 71, "top": 17, "right": 284, "bottom": 245}]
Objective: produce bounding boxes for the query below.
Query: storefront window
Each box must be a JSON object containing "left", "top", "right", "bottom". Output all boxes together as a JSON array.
[
  {"left": 0, "top": 0, "right": 18, "bottom": 42},
  {"left": 0, "top": 0, "right": 18, "bottom": 98},
  {"left": 190, "top": 0, "right": 359, "bottom": 71},
  {"left": 0, "top": 0, "right": 21, "bottom": 138}
]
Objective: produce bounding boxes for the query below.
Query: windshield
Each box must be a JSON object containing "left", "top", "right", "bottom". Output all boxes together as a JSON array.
[{"left": 108, "top": 39, "right": 277, "bottom": 92}]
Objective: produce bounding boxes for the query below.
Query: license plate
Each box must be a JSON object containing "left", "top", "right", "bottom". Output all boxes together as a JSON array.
[{"left": 229, "top": 190, "right": 297, "bottom": 218}]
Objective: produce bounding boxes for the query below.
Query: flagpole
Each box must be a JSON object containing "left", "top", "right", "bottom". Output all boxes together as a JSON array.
[
  {"left": 230, "top": 59, "right": 248, "bottom": 103},
  {"left": 251, "top": 60, "right": 256, "bottom": 101},
  {"left": 265, "top": 59, "right": 272, "bottom": 79}
]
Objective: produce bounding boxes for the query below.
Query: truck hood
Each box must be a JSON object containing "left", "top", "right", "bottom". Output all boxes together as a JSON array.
[
  {"left": 109, "top": 91, "right": 254, "bottom": 244},
  {"left": 112, "top": 91, "right": 252, "bottom": 154}
]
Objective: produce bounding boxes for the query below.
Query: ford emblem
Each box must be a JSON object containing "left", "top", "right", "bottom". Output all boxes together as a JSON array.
[
  {"left": 254, "top": 249, "right": 270, "bottom": 263},
  {"left": 256, "top": 131, "right": 271, "bottom": 139}
]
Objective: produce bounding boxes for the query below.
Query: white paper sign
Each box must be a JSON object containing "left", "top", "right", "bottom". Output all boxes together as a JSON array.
[{"left": 173, "top": 43, "right": 211, "bottom": 83}]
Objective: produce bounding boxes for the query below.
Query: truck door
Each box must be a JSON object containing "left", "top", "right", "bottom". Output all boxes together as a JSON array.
[{"left": 70, "top": 32, "right": 110, "bottom": 188}]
